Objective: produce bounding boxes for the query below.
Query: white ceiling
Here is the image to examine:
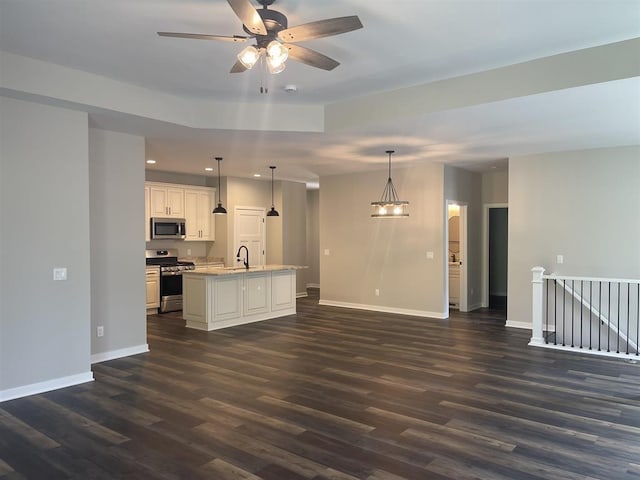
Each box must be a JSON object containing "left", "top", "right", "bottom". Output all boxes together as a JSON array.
[{"left": 1, "top": 0, "right": 639, "bottom": 183}]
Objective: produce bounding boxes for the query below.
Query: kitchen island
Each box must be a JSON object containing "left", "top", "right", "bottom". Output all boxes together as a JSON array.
[{"left": 182, "top": 265, "right": 305, "bottom": 331}]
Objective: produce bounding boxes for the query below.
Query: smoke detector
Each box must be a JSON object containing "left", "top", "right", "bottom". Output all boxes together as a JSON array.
[{"left": 283, "top": 84, "right": 297, "bottom": 93}]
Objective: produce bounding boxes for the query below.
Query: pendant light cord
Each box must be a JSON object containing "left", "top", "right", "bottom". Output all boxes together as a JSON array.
[
  {"left": 271, "top": 166, "right": 275, "bottom": 208},
  {"left": 215, "top": 157, "right": 223, "bottom": 204}
]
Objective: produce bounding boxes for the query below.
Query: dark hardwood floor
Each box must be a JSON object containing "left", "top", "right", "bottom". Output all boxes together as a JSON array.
[{"left": 2, "top": 289, "right": 640, "bottom": 479}]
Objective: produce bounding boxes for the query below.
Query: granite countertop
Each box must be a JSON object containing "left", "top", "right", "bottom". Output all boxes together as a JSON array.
[{"left": 184, "top": 265, "right": 307, "bottom": 276}]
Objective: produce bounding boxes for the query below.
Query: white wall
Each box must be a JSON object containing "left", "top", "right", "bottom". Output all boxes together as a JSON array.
[
  {"left": 1, "top": 97, "right": 92, "bottom": 399},
  {"left": 508, "top": 145, "right": 640, "bottom": 327},
  {"left": 320, "top": 163, "right": 446, "bottom": 317},
  {"left": 282, "top": 181, "right": 307, "bottom": 295},
  {"left": 89, "top": 129, "right": 147, "bottom": 361}
]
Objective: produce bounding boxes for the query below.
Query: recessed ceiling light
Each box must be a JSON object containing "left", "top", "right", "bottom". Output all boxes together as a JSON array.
[
  {"left": 146, "top": 159, "right": 156, "bottom": 164},
  {"left": 254, "top": 174, "right": 261, "bottom": 177},
  {"left": 205, "top": 167, "right": 214, "bottom": 171}
]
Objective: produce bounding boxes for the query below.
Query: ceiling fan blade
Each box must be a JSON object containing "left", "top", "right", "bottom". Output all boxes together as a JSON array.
[
  {"left": 227, "top": 0, "right": 267, "bottom": 35},
  {"left": 278, "top": 16, "right": 363, "bottom": 43},
  {"left": 158, "top": 32, "right": 248, "bottom": 42},
  {"left": 230, "top": 60, "right": 248, "bottom": 74},
  {"left": 285, "top": 44, "right": 340, "bottom": 71}
]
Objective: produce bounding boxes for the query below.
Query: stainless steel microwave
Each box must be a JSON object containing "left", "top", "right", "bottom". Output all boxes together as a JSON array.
[{"left": 151, "top": 217, "right": 186, "bottom": 239}]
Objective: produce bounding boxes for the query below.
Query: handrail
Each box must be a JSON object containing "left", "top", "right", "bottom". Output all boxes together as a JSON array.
[
  {"left": 545, "top": 273, "right": 639, "bottom": 284},
  {"left": 530, "top": 266, "right": 640, "bottom": 358}
]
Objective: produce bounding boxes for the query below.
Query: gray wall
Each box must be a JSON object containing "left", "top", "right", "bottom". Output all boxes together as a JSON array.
[
  {"left": 89, "top": 129, "right": 147, "bottom": 358},
  {"left": 444, "top": 166, "right": 483, "bottom": 310},
  {"left": 1, "top": 97, "right": 92, "bottom": 394},
  {"left": 508, "top": 145, "right": 640, "bottom": 326},
  {"left": 320, "top": 163, "right": 446, "bottom": 316},
  {"left": 482, "top": 170, "right": 509, "bottom": 204},
  {"left": 306, "top": 189, "right": 320, "bottom": 287},
  {"left": 282, "top": 181, "right": 307, "bottom": 295}
]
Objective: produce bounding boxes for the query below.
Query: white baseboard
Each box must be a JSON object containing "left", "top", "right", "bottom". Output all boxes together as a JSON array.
[
  {"left": 319, "top": 299, "right": 447, "bottom": 319},
  {"left": 306, "top": 283, "right": 320, "bottom": 289},
  {"left": 296, "top": 291, "right": 308, "bottom": 298},
  {"left": 506, "top": 320, "right": 532, "bottom": 330},
  {"left": 0, "top": 371, "right": 94, "bottom": 403},
  {"left": 91, "top": 344, "right": 149, "bottom": 364}
]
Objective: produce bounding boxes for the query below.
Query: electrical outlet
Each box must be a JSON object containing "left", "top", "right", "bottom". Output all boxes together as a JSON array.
[
  {"left": 375, "top": 289, "right": 380, "bottom": 296},
  {"left": 97, "top": 326, "right": 104, "bottom": 337},
  {"left": 556, "top": 254, "right": 564, "bottom": 264},
  {"left": 426, "top": 251, "right": 434, "bottom": 260},
  {"left": 53, "top": 267, "right": 67, "bottom": 281},
  {"left": 324, "top": 249, "right": 330, "bottom": 256},
  {"left": 187, "top": 248, "right": 192, "bottom": 256}
]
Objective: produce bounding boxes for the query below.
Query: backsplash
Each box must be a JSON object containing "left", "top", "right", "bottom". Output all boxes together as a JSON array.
[{"left": 145, "top": 240, "right": 220, "bottom": 262}]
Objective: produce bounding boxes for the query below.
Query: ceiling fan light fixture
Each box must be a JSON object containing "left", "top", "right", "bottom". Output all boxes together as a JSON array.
[
  {"left": 266, "top": 55, "right": 286, "bottom": 74},
  {"left": 237, "top": 45, "right": 260, "bottom": 69},
  {"left": 266, "top": 40, "right": 288, "bottom": 64}
]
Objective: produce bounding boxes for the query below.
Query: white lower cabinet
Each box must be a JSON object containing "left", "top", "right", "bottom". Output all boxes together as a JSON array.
[
  {"left": 244, "top": 272, "right": 269, "bottom": 316},
  {"left": 145, "top": 266, "right": 160, "bottom": 312},
  {"left": 183, "top": 269, "right": 296, "bottom": 331},
  {"left": 271, "top": 270, "right": 295, "bottom": 312},
  {"left": 213, "top": 275, "right": 242, "bottom": 321}
]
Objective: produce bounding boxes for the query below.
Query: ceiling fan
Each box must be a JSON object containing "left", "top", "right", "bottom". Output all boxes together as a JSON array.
[{"left": 158, "top": 0, "right": 363, "bottom": 74}]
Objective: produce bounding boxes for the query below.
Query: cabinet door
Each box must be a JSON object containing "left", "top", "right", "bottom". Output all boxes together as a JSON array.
[
  {"left": 197, "top": 189, "right": 215, "bottom": 240},
  {"left": 146, "top": 271, "right": 160, "bottom": 308},
  {"left": 167, "top": 187, "right": 184, "bottom": 217},
  {"left": 213, "top": 276, "right": 242, "bottom": 321},
  {"left": 244, "top": 273, "right": 269, "bottom": 316},
  {"left": 184, "top": 190, "right": 200, "bottom": 240},
  {"left": 149, "top": 186, "right": 169, "bottom": 216},
  {"left": 184, "top": 188, "right": 215, "bottom": 241},
  {"left": 271, "top": 271, "right": 295, "bottom": 311}
]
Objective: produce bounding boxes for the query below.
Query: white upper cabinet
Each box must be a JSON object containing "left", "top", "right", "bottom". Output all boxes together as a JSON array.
[
  {"left": 184, "top": 187, "right": 215, "bottom": 241},
  {"left": 149, "top": 184, "right": 185, "bottom": 218},
  {"left": 145, "top": 182, "right": 215, "bottom": 242}
]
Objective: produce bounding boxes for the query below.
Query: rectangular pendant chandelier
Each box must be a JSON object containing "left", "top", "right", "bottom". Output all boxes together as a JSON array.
[{"left": 371, "top": 150, "right": 409, "bottom": 218}]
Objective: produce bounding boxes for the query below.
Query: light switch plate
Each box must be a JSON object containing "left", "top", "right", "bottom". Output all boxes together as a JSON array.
[
  {"left": 53, "top": 267, "right": 67, "bottom": 281},
  {"left": 426, "top": 251, "right": 434, "bottom": 259},
  {"left": 324, "top": 249, "right": 330, "bottom": 256}
]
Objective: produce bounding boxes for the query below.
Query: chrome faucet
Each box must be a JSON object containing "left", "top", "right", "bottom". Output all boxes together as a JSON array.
[{"left": 236, "top": 245, "right": 249, "bottom": 269}]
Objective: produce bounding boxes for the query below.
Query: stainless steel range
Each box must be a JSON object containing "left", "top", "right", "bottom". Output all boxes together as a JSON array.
[{"left": 145, "top": 249, "right": 195, "bottom": 313}]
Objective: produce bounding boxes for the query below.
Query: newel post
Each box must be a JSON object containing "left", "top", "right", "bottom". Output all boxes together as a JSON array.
[{"left": 530, "top": 266, "right": 545, "bottom": 345}]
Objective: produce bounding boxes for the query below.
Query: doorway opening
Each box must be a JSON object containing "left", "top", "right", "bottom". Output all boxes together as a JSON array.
[
  {"left": 483, "top": 204, "right": 508, "bottom": 314},
  {"left": 446, "top": 202, "right": 467, "bottom": 313}
]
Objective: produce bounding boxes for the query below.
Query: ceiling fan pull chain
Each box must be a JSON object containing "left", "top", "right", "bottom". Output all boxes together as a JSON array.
[{"left": 260, "top": 55, "right": 268, "bottom": 94}]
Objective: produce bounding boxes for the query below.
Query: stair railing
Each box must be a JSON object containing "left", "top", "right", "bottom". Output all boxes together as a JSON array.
[{"left": 530, "top": 267, "right": 640, "bottom": 359}]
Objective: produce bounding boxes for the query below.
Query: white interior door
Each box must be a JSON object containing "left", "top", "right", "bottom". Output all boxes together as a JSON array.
[{"left": 234, "top": 207, "right": 266, "bottom": 267}]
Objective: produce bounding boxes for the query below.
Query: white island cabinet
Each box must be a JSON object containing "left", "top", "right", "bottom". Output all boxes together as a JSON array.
[{"left": 182, "top": 266, "right": 303, "bottom": 331}]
